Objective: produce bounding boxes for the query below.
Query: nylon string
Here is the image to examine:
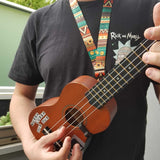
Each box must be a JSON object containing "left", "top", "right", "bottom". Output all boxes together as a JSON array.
[{"left": 46, "top": 39, "right": 156, "bottom": 146}]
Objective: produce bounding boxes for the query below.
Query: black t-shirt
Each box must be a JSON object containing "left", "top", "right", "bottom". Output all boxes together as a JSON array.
[{"left": 9, "top": 0, "right": 159, "bottom": 159}]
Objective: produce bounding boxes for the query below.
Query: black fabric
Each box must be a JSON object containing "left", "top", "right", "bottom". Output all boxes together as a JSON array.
[{"left": 9, "top": 0, "right": 159, "bottom": 159}]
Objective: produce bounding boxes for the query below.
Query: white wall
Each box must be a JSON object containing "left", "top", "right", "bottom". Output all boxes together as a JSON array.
[{"left": 145, "top": 84, "right": 160, "bottom": 160}]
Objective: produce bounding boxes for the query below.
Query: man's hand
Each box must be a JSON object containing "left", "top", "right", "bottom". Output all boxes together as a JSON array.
[
  {"left": 24, "top": 126, "right": 82, "bottom": 160},
  {"left": 143, "top": 2, "right": 160, "bottom": 84}
]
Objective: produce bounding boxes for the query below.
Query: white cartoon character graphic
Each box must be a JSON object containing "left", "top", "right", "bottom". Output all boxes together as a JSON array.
[{"left": 113, "top": 40, "right": 136, "bottom": 65}]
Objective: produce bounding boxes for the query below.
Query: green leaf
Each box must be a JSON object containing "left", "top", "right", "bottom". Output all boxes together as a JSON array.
[{"left": 7, "top": 0, "right": 56, "bottom": 10}]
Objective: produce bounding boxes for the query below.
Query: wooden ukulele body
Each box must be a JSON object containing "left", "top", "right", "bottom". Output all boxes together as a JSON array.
[{"left": 29, "top": 75, "right": 117, "bottom": 150}]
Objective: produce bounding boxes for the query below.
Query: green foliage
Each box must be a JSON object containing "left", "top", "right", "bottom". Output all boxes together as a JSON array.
[
  {"left": 0, "top": 112, "right": 11, "bottom": 126},
  {"left": 7, "top": 0, "right": 56, "bottom": 10}
]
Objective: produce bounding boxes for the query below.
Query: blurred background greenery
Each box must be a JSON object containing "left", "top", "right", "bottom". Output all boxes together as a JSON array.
[{"left": 7, "top": 0, "right": 56, "bottom": 10}]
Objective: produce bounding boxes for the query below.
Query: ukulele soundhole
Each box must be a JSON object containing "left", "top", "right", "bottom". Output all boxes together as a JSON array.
[{"left": 65, "top": 108, "right": 84, "bottom": 126}]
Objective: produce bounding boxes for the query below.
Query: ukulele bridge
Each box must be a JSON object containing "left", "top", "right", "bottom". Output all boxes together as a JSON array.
[
  {"left": 71, "top": 134, "right": 85, "bottom": 151},
  {"left": 79, "top": 123, "right": 92, "bottom": 137},
  {"left": 41, "top": 126, "right": 85, "bottom": 152},
  {"left": 42, "top": 126, "right": 52, "bottom": 135},
  {"left": 53, "top": 135, "right": 85, "bottom": 152}
]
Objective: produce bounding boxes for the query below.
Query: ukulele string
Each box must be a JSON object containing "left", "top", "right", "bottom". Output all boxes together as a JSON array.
[
  {"left": 48, "top": 39, "right": 155, "bottom": 135},
  {"left": 49, "top": 39, "right": 155, "bottom": 143},
  {"left": 58, "top": 39, "right": 156, "bottom": 137},
  {"left": 62, "top": 39, "right": 157, "bottom": 139},
  {"left": 48, "top": 39, "right": 154, "bottom": 145},
  {"left": 53, "top": 39, "right": 156, "bottom": 149},
  {"left": 48, "top": 39, "right": 155, "bottom": 134}
]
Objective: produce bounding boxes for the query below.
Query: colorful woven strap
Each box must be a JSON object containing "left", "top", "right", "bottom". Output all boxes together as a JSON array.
[{"left": 69, "top": 0, "right": 113, "bottom": 79}]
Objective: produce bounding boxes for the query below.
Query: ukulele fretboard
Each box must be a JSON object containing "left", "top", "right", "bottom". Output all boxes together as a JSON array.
[{"left": 85, "top": 39, "right": 155, "bottom": 109}]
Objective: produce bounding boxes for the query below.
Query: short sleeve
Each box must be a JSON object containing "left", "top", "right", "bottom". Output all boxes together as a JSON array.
[{"left": 8, "top": 12, "right": 43, "bottom": 85}]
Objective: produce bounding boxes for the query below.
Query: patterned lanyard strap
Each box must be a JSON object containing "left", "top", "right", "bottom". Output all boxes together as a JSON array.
[{"left": 69, "top": 0, "right": 113, "bottom": 79}]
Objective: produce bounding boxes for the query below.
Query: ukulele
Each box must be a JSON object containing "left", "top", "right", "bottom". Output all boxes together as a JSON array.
[{"left": 29, "top": 39, "right": 155, "bottom": 153}]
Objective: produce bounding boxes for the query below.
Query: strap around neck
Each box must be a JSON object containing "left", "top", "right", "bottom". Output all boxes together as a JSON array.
[{"left": 69, "top": 0, "right": 113, "bottom": 79}]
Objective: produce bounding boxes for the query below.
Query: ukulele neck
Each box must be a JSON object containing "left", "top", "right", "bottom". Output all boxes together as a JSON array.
[{"left": 85, "top": 39, "right": 155, "bottom": 109}]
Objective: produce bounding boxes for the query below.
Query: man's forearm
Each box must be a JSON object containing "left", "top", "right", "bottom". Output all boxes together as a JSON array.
[{"left": 10, "top": 94, "right": 36, "bottom": 146}]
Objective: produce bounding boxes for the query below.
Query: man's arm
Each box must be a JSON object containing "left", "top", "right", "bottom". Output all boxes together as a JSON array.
[
  {"left": 10, "top": 83, "right": 38, "bottom": 146},
  {"left": 10, "top": 82, "right": 82, "bottom": 160}
]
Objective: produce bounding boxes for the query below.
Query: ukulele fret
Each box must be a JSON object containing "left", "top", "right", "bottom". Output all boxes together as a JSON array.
[
  {"left": 132, "top": 50, "right": 142, "bottom": 61},
  {"left": 125, "top": 57, "right": 140, "bottom": 72},
  {"left": 92, "top": 88, "right": 107, "bottom": 103},
  {"left": 140, "top": 42, "right": 149, "bottom": 52},
  {"left": 119, "top": 63, "right": 134, "bottom": 79},
  {"left": 113, "top": 68, "right": 128, "bottom": 84},
  {"left": 89, "top": 89, "right": 106, "bottom": 105},
  {"left": 108, "top": 73, "right": 123, "bottom": 88},
  {"left": 103, "top": 77, "right": 119, "bottom": 93},
  {"left": 93, "top": 83, "right": 111, "bottom": 100},
  {"left": 127, "top": 52, "right": 143, "bottom": 71},
  {"left": 86, "top": 90, "right": 105, "bottom": 108},
  {"left": 96, "top": 85, "right": 109, "bottom": 99},
  {"left": 86, "top": 80, "right": 114, "bottom": 108},
  {"left": 98, "top": 80, "right": 114, "bottom": 97}
]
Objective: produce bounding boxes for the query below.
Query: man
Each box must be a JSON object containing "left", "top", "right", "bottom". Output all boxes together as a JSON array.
[{"left": 9, "top": 0, "right": 160, "bottom": 159}]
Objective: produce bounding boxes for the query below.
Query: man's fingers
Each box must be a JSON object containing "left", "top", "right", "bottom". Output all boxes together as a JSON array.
[
  {"left": 41, "top": 137, "right": 71, "bottom": 160},
  {"left": 142, "top": 52, "right": 160, "bottom": 67},
  {"left": 144, "top": 2, "right": 160, "bottom": 40},
  {"left": 142, "top": 51, "right": 160, "bottom": 82},
  {"left": 58, "top": 138, "right": 83, "bottom": 160},
  {"left": 142, "top": 41, "right": 160, "bottom": 67},
  {"left": 145, "top": 67, "right": 160, "bottom": 83},
  {"left": 144, "top": 26, "right": 160, "bottom": 40},
  {"left": 58, "top": 136, "right": 72, "bottom": 159},
  {"left": 39, "top": 126, "right": 66, "bottom": 146},
  {"left": 70, "top": 144, "right": 83, "bottom": 160}
]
